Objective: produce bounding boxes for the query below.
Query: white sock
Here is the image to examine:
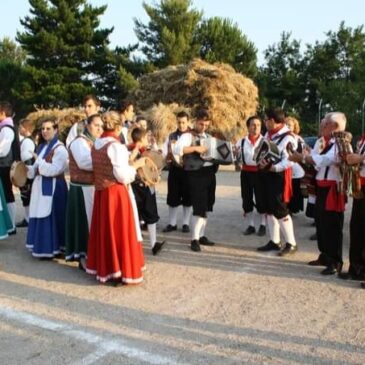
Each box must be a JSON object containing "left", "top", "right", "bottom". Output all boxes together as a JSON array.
[
  {"left": 260, "top": 214, "right": 266, "bottom": 226},
  {"left": 7, "top": 202, "right": 16, "bottom": 227},
  {"left": 279, "top": 215, "right": 297, "bottom": 246},
  {"left": 266, "top": 214, "right": 280, "bottom": 243},
  {"left": 147, "top": 223, "right": 157, "bottom": 248},
  {"left": 200, "top": 217, "right": 207, "bottom": 238},
  {"left": 24, "top": 206, "right": 30, "bottom": 222},
  {"left": 192, "top": 216, "right": 205, "bottom": 241},
  {"left": 168, "top": 206, "right": 178, "bottom": 226},
  {"left": 182, "top": 206, "right": 192, "bottom": 226},
  {"left": 245, "top": 211, "right": 254, "bottom": 227}
]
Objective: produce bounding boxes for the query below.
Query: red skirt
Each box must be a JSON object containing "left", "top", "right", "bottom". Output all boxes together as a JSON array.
[{"left": 86, "top": 183, "right": 145, "bottom": 284}]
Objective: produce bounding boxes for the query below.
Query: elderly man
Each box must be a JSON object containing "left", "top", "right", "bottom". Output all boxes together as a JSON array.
[{"left": 290, "top": 112, "right": 347, "bottom": 275}]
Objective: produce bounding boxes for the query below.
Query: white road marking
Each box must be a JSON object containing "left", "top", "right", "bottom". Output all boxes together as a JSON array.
[{"left": 0, "top": 306, "right": 187, "bottom": 365}]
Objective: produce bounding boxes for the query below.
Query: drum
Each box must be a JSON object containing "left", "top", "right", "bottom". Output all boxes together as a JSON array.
[
  {"left": 142, "top": 150, "right": 166, "bottom": 170},
  {"left": 137, "top": 157, "right": 160, "bottom": 186},
  {"left": 253, "top": 139, "right": 281, "bottom": 165},
  {"left": 199, "top": 137, "right": 234, "bottom": 165},
  {"left": 10, "top": 161, "right": 28, "bottom": 188}
]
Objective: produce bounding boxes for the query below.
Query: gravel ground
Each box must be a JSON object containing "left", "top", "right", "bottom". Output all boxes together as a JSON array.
[{"left": 0, "top": 170, "right": 364, "bottom": 365}]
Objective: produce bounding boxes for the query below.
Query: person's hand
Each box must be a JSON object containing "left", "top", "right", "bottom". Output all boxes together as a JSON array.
[
  {"left": 346, "top": 153, "right": 364, "bottom": 165},
  {"left": 258, "top": 159, "right": 270, "bottom": 170},
  {"left": 288, "top": 151, "right": 302, "bottom": 163},
  {"left": 31, "top": 151, "right": 38, "bottom": 160},
  {"left": 195, "top": 145, "right": 208, "bottom": 154}
]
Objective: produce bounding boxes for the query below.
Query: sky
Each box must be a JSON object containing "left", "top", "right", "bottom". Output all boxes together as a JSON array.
[{"left": 1, "top": 0, "right": 364, "bottom": 64}]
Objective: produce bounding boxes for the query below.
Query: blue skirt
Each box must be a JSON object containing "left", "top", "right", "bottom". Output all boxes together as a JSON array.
[{"left": 26, "top": 178, "right": 68, "bottom": 257}]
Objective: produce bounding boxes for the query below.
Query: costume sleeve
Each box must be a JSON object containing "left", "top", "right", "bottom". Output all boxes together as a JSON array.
[
  {"left": 20, "top": 138, "right": 35, "bottom": 162},
  {"left": 38, "top": 145, "right": 68, "bottom": 176},
  {"left": 108, "top": 142, "right": 136, "bottom": 184},
  {"left": 162, "top": 137, "right": 169, "bottom": 158},
  {"left": 70, "top": 138, "right": 93, "bottom": 171},
  {"left": 311, "top": 146, "right": 338, "bottom": 168},
  {"left": 66, "top": 123, "right": 79, "bottom": 148},
  {"left": 272, "top": 135, "right": 297, "bottom": 172},
  {"left": 0, "top": 127, "right": 14, "bottom": 157},
  {"left": 172, "top": 133, "right": 192, "bottom": 156}
]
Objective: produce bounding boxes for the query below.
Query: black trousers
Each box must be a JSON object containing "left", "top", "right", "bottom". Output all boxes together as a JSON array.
[
  {"left": 262, "top": 171, "right": 289, "bottom": 219},
  {"left": 167, "top": 165, "right": 191, "bottom": 207},
  {"left": 348, "top": 187, "right": 365, "bottom": 276},
  {"left": 187, "top": 166, "right": 216, "bottom": 218},
  {"left": 131, "top": 181, "right": 159, "bottom": 225},
  {"left": 316, "top": 186, "right": 344, "bottom": 266},
  {"left": 19, "top": 179, "right": 33, "bottom": 207},
  {"left": 0, "top": 166, "right": 14, "bottom": 203},
  {"left": 288, "top": 178, "right": 304, "bottom": 213},
  {"left": 240, "top": 170, "right": 266, "bottom": 214}
]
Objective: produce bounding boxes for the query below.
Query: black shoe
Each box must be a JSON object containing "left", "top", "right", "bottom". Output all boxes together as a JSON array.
[
  {"left": 243, "top": 225, "right": 255, "bottom": 235},
  {"left": 78, "top": 261, "right": 86, "bottom": 272},
  {"left": 278, "top": 243, "right": 297, "bottom": 257},
  {"left": 190, "top": 240, "right": 201, "bottom": 252},
  {"left": 257, "top": 225, "right": 266, "bottom": 237},
  {"left": 308, "top": 258, "right": 325, "bottom": 266},
  {"left": 361, "top": 282, "right": 365, "bottom": 289},
  {"left": 16, "top": 219, "right": 28, "bottom": 228},
  {"left": 162, "top": 224, "right": 177, "bottom": 233},
  {"left": 140, "top": 223, "right": 147, "bottom": 231},
  {"left": 338, "top": 272, "right": 365, "bottom": 281},
  {"left": 152, "top": 241, "right": 166, "bottom": 256},
  {"left": 257, "top": 241, "right": 281, "bottom": 252},
  {"left": 182, "top": 224, "right": 190, "bottom": 233},
  {"left": 199, "top": 236, "right": 215, "bottom": 246},
  {"left": 8, "top": 228, "right": 16, "bottom": 235},
  {"left": 321, "top": 263, "right": 342, "bottom": 276},
  {"left": 309, "top": 233, "right": 317, "bottom": 241}
]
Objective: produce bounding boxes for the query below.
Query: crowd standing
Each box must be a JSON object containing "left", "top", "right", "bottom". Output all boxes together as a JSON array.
[{"left": 0, "top": 98, "right": 364, "bottom": 289}]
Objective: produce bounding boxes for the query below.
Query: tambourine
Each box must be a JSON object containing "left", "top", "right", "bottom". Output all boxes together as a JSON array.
[
  {"left": 10, "top": 161, "right": 28, "bottom": 188},
  {"left": 141, "top": 150, "right": 165, "bottom": 170},
  {"left": 137, "top": 157, "right": 160, "bottom": 186}
]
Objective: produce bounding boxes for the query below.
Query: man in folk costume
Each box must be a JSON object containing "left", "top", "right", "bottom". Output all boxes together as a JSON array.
[
  {"left": 65, "top": 114, "right": 104, "bottom": 271},
  {"left": 236, "top": 116, "right": 266, "bottom": 237},
  {"left": 16, "top": 118, "right": 37, "bottom": 228},
  {"left": 173, "top": 108, "right": 217, "bottom": 252},
  {"left": 129, "top": 127, "right": 166, "bottom": 256},
  {"left": 66, "top": 94, "right": 101, "bottom": 148},
  {"left": 337, "top": 130, "right": 365, "bottom": 282},
  {"left": 257, "top": 108, "right": 298, "bottom": 256},
  {"left": 0, "top": 101, "right": 19, "bottom": 233},
  {"left": 291, "top": 112, "right": 347, "bottom": 275},
  {"left": 86, "top": 111, "right": 145, "bottom": 284},
  {"left": 26, "top": 119, "right": 68, "bottom": 258},
  {"left": 162, "top": 111, "right": 192, "bottom": 233}
]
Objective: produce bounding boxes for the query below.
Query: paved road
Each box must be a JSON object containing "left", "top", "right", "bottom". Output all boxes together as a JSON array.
[{"left": 0, "top": 170, "right": 364, "bottom": 365}]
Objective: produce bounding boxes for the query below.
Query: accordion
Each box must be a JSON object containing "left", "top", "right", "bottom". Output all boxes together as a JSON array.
[
  {"left": 253, "top": 139, "right": 281, "bottom": 165},
  {"left": 200, "top": 137, "right": 234, "bottom": 165}
]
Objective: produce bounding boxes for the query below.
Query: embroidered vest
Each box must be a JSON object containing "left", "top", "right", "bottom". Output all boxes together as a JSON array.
[
  {"left": 68, "top": 136, "right": 94, "bottom": 185},
  {"left": 92, "top": 142, "right": 117, "bottom": 191}
]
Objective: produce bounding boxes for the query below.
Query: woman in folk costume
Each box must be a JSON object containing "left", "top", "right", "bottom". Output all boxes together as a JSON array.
[
  {"left": 26, "top": 119, "right": 68, "bottom": 258},
  {"left": 86, "top": 111, "right": 146, "bottom": 284},
  {"left": 65, "top": 114, "right": 104, "bottom": 270}
]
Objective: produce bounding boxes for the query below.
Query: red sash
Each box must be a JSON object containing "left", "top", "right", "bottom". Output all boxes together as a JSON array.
[
  {"left": 317, "top": 180, "right": 346, "bottom": 212},
  {"left": 283, "top": 168, "right": 293, "bottom": 203},
  {"left": 241, "top": 165, "right": 258, "bottom": 172}
]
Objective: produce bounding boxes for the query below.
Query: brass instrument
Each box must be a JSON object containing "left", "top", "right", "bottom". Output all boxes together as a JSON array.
[{"left": 332, "top": 131, "right": 363, "bottom": 199}]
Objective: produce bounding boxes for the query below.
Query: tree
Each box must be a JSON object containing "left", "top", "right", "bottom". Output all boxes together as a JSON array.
[
  {"left": 134, "top": 0, "right": 202, "bottom": 68},
  {"left": 0, "top": 37, "right": 27, "bottom": 64},
  {"left": 16, "top": 0, "right": 113, "bottom": 109},
  {"left": 195, "top": 17, "right": 257, "bottom": 77}
]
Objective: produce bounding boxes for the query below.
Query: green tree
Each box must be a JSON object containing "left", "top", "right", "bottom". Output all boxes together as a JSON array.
[
  {"left": 0, "top": 37, "right": 27, "bottom": 64},
  {"left": 16, "top": 0, "right": 113, "bottom": 109},
  {"left": 134, "top": 0, "right": 202, "bottom": 67},
  {"left": 195, "top": 17, "right": 257, "bottom": 77}
]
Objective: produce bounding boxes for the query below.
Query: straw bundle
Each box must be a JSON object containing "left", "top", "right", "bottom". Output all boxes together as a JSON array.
[{"left": 130, "top": 58, "right": 258, "bottom": 142}]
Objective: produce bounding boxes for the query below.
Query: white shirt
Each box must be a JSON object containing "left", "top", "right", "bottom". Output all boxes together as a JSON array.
[
  {"left": 69, "top": 137, "right": 93, "bottom": 171},
  {"left": 235, "top": 135, "right": 263, "bottom": 166},
  {"left": 0, "top": 126, "right": 15, "bottom": 157},
  {"left": 265, "top": 125, "right": 297, "bottom": 173},
  {"left": 20, "top": 137, "right": 36, "bottom": 162}
]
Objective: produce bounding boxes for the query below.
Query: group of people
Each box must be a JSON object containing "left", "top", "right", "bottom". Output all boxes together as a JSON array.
[{"left": 0, "top": 97, "right": 364, "bottom": 289}]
